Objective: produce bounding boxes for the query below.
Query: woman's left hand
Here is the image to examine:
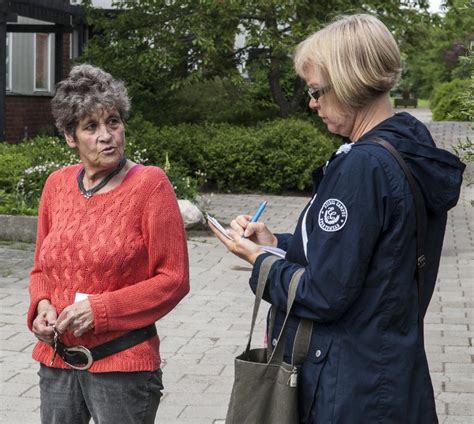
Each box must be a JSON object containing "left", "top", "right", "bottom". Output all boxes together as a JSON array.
[
  {"left": 55, "top": 298, "right": 94, "bottom": 337},
  {"left": 209, "top": 222, "right": 265, "bottom": 265}
]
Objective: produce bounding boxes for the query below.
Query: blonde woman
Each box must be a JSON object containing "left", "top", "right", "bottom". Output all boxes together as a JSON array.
[{"left": 210, "top": 14, "right": 464, "bottom": 423}]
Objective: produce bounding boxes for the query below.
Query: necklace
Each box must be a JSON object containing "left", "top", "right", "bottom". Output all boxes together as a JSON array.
[{"left": 77, "top": 156, "right": 127, "bottom": 199}]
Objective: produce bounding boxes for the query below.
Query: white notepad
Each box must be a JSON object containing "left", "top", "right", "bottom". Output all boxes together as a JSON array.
[{"left": 207, "top": 214, "right": 286, "bottom": 259}]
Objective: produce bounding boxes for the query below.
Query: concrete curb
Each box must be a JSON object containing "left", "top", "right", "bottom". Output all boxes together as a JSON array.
[{"left": 0, "top": 214, "right": 37, "bottom": 242}]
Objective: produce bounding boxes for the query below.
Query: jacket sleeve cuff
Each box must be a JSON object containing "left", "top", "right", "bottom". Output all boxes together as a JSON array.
[
  {"left": 275, "top": 233, "right": 293, "bottom": 251},
  {"left": 89, "top": 294, "right": 109, "bottom": 335},
  {"left": 249, "top": 252, "right": 273, "bottom": 295}
]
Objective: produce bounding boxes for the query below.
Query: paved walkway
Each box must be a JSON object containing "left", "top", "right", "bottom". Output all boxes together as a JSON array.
[{"left": 0, "top": 114, "right": 473, "bottom": 423}]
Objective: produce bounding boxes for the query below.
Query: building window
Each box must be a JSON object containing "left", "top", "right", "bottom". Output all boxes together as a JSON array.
[
  {"left": 6, "top": 33, "right": 12, "bottom": 91},
  {"left": 34, "top": 33, "right": 51, "bottom": 91}
]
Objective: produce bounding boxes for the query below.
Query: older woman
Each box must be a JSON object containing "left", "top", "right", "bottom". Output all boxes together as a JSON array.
[
  {"left": 210, "top": 14, "right": 465, "bottom": 423},
  {"left": 28, "top": 64, "right": 189, "bottom": 423}
]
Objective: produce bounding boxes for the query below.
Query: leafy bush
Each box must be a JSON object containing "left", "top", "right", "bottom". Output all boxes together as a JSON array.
[
  {"left": 455, "top": 54, "right": 474, "bottom": 124},
  {"left": 0, "top": 134, "right": 199, "bottom": 216},
  {"left": 0, "top": 118, "right": 338, "bottom": 215},
  {"left": 451, "top": 51, "right": 473, "bottom": 167},
  {"left": 163, "top": 77, "right": 279, "bottom": 125},
  {"left": 453, "top": 137, "right": 473, "bottom": 164},
  {"left": 0, "top": 190, "right": 38, "bottom": 216},
  {"left": 0, "top": 147, "right": 30, "bottom": 193},
  {"left": 255, "top": 119, "right": 336, "bottom": 192},
  {"left": 126, "top": 114, "right": 208, "bottom": 173},
  {"left": 126, "top": 116, "right": 339, "bottom": 193},
  {"left": 430, "top": 79, "right": 471, "bottom": 121},
  {"left": 0, "top": 137, "right": 79, "bottom": 215}
]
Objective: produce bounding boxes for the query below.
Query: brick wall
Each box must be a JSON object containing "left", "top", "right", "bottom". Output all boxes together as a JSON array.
[{"left": 5, "top": 95, "right": 55, "bottom": 143}]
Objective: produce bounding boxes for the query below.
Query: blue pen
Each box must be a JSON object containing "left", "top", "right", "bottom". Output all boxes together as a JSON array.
[
  {"left": 250, "top": 201, "right": 268, "bottom": 223},
  {"left": 243, "top": 201, "right": 267, "bottom": 238}
]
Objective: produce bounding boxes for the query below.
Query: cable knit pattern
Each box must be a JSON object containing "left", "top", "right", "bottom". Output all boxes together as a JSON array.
[{"left": 27, "top": 164, "right": 189, "bottom": 372}]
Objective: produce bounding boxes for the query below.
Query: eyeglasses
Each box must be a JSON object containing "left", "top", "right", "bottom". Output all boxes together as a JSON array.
[{"left": 307, "top": 86, "right": 331, "bottom": 101}]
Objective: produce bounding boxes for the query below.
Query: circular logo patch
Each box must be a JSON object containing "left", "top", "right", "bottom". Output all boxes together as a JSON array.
[{"left": 318, "top": 198, "right": 348, "bottom": 232}]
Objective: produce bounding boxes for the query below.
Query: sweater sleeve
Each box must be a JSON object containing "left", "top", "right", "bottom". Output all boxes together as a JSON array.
[
  {"left": 27, "top": 176, "right": 53, "bottom": 330},
  {"left": 89, "top": 175, "right": 190, "bottom": 334},
  {"left": 249, "top": 150, "right": 390, "bottom": 322}
]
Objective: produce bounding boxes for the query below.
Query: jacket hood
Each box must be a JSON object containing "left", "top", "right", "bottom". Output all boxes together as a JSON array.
[{"left": 359, "top": 112, "right": 465, "bottom": 214}]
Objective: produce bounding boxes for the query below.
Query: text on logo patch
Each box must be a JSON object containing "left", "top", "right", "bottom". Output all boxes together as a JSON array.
[{"left": 318, "top": 198, "right": 348, "bottom": 232}]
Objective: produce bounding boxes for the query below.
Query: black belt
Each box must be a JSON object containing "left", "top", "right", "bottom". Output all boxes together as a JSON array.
[{"left": 56, "top": 325, "right": 157, "bottom": 370}]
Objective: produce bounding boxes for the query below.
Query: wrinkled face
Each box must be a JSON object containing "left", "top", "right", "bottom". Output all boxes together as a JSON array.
[
  {"left": 65, "top": 108, "right": 125, "bottom": 173},
  {"left": 305, "top": 67, "right": 355, "bottom": 138}
]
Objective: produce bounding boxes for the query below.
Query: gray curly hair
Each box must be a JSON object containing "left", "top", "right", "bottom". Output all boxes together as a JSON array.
[{"left": 51, "top": 64, "right": 131, "bottom": 134}]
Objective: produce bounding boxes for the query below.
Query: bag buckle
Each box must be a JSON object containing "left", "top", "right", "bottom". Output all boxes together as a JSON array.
[
  {"left": 289, "top": 372, "right": 298, "bottom": 387},
  {"left": 64, "top": 346, "right": 93, "bottom": 370}
]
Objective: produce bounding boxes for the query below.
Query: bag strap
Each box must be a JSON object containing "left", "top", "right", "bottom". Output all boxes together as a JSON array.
[
  {"left": 291, "top": 319, "right": 313, "bottom": 365},
  {"left": 372, "top": 137, "right": 427, "bottom": 343},
  {"left": 267, "top": 305, "right": 313, "bottom": 365},
  {"left": 267, "top": 304, "right": 313, "bottom": 366},
  {"left": 245, "top": 255, "right": 281, "bottom": 355},
  {"left": 267, "top": 268, "right": 302, "bottom": 364},
  {"left": 268, "top": 269, "right": 313, "bottom": 366},
  {"left": 248, "top": 255, "right": 312, "bottom": 366}
]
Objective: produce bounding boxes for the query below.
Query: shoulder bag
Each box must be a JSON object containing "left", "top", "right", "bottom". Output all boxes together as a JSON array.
[{"left": 225, "top": 255, "right": 312, "bottom": 424}]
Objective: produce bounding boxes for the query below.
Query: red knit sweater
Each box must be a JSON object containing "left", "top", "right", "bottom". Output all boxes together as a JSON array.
[{"left": 27, "top": 164, "right": 189, "bottom": 372}]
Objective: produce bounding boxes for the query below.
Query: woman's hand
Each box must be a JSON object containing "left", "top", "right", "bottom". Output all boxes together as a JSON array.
[
  {"left": 209, "top": 220, "right": 266, "bottom": 265},
  {"left": 32, "top": 299, "right": 57, "bottom": 344},
  {"left": 55, "top": 298, "right": 94, "bottom": 337},
  {"left": 230, "top": 215, "right": 278, "bottom": 247}
]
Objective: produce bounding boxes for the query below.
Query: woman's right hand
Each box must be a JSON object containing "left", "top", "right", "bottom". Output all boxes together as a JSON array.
[
  {"left": 32, "top": 299, "right": 58, "bottom": 345},
  {"left": 230, "top": 215, "right": 278, "bottom": 247}
]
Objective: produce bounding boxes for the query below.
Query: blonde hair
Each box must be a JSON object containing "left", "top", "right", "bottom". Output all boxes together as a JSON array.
[{"left": 294, "top": 14, "right": 401, "bottom": 109}]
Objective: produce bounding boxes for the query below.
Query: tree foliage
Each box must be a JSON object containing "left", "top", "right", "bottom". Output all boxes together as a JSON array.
[
  {"left": 430, "top": 79, "right": 470, "bottom": 121},
  {"left": 81, "top": 0, "right": 430, "bottom": 124},
  {"left": 399, "top": 0, "right": 473, "bottom": 99}
]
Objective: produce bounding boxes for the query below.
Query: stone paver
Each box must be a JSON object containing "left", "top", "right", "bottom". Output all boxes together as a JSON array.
[{"left": 0, "top": 113, "right": 473, "bottom": 423}]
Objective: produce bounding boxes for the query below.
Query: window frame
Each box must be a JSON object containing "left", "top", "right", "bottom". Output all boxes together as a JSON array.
[
  {"left": 6, "top": 32, "right": 12, "bottom": 91},
  {"left": 33, "top": 32, "right": 52, "bottom": 92}
]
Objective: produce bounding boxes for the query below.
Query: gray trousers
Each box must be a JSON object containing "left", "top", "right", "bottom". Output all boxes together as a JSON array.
[{"left": 38, "top": 364, "right": 163, "bottom": 424}]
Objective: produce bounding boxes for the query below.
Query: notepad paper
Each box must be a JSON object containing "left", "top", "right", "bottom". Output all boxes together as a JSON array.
[
  {"left": 207, "top": 215, "right": 232, "bottom": 240},
  {"left": 207, "top": 214, "right": 286, "bottom": 259}
]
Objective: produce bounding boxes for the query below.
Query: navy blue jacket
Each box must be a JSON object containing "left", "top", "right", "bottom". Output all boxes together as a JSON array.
[{"left": 249, "top": 113, "right": 465, "bottom": 423}]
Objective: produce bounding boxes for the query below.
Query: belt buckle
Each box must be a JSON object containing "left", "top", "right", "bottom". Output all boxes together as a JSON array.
[{"left": 64, "top": 346, "right": 93, "bottom": 370}]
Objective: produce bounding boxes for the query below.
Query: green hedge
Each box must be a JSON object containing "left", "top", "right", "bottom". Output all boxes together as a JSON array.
[
  {"left": 127, "top": 116, "right": 338, "bottom": 193},
  {"left": 430, "top": 79, "right": 471, "bottom": 121},
  {"left": 0, "top": 118, "right": 338, "bottom": 215},
  {"left": 0, "top": 137, "right": 78, "bottom": 215}
]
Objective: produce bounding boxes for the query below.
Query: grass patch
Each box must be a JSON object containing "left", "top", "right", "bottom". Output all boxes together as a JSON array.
[
  {"left": 390, "top": 97, "right": 430, "bottom": 109},
  {"left": 0, "top": 240, "right": 35, "bottom": 250}
]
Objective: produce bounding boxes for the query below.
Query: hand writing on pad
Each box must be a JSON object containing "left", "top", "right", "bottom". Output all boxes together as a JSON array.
[{"left": 207, "top": 214, "right": 286, "bottom": 259}]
